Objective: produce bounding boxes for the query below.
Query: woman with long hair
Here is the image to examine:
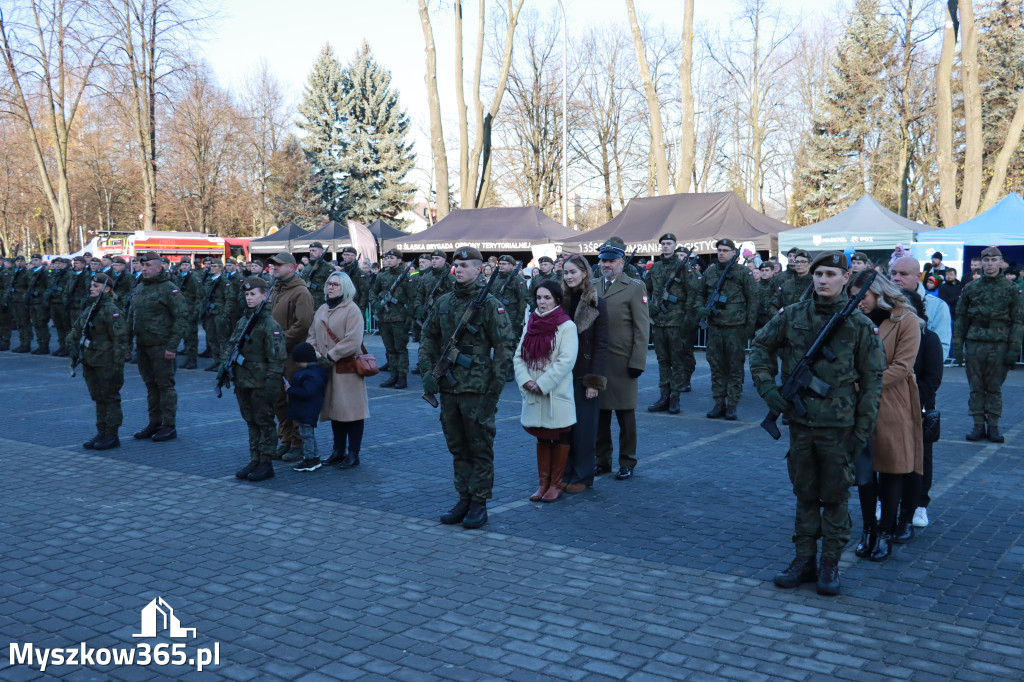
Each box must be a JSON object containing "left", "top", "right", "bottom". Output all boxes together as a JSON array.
[
  {"left": 849, "top": 270, "right": 923, "bottom": 561},
  {"left": 559, "top": 254, "right": 609, "bottom": 492},
  {"left": 306, "top": 271, "right": 369, "bottom": 469},
  {"left": 513, "top": 280, "right": 578, "bottom": 502}
]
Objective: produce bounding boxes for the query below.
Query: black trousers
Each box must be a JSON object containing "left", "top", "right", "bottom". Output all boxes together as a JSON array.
[{"left": 565, "top": 379, "right": 600, "bottom": 486}]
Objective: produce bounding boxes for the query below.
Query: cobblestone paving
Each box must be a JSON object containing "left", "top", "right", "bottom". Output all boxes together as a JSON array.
[{"left": 1, "top": 332, "right": 1022, "bottom": 680}]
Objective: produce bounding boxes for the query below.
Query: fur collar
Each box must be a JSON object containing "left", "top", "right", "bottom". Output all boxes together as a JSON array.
[{"left": 573, "top": 287, "right": 600, "bottom": 333}]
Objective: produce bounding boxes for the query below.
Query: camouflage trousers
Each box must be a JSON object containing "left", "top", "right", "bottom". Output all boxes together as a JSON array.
[
  {"left": 706, "top": 325, "right": 747, "bottom": 403},
  {"left": 83, "top": 363, "right": 125, "bottom": 434},
  {"left": 50, "top": 302, "right": 71, "bottom": 352},
  {"left": 215, "top": 315, "right": 234, "bottom": 364},
  {"left": 28, "top": 302, "right": 50, "bottom": 349},
  {"left": 652, "top": 324, "right": 696, "bottom": 395},
  {"left": 440, "top": 392, "right": 497, "bottom": 501},
  {"left": 181, "top": 315, "right": 199, "bottom": 362},
  {"left": 236, "top": 383, "right": 279, "bottom": 462},
  {"left": 0, "top": 305, "right": 11, "bottom": 346},
  {"left": 137, "top": 344, "right": 178, "bottom": 428},
  {"left": 787, "top": 424, "right": 855, "bottom": 561},
  {"left": 10, "top": 302, "right": 31, "bottom": 347},
  {"left": 203, "top": 316, "right": 219, "bottom": 354},
  {"left": 966, "top": 340, "right": 1010, "bottom": 423},
  {"left": 379, "top": 319, "right": 410, "bottom": 374}
]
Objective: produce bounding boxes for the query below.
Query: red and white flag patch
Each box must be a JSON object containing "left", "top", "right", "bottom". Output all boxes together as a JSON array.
[
  {"left": 642, "top": 294, "right": 648, "bottom": 304},
  {"left": 497, "top": 307, "right": 506, "bottom": 314}
]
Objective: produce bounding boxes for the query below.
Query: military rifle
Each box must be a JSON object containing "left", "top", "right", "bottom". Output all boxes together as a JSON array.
[
  {"left": 422, "top": 268, "right": 500, "bottom": 408},
  {"left": 200, "top": 276, "right": 220, "bottom": 322},
  {"left": 70, "top": 289, "right": 105, "bottom": 378},
  {"left": 494, "top": 261, "right": 522, "bottom": 306},
  {"left": 797, "top": 279, "right": 815, "bottom": 303},
  {"left": 415, "top": 269, "right": 450, "bottom": 329},
  {"left": 216, "top": 279, "right": 276, "bottom": 398},
  {"left": 698, "top": 250, "right": 741, "bottom": 330},
  {"left": 658, "top": 247, "right": 694, "bottom": 312},
  {"left": 301, "top": 252, "right": 326, "bottom": 289},
  {"left": 43, "top": 269, "right": 61, "bottom": 305},
  {"left": 760, "top": 271, "right": 876, "bottom": 440},
  {"left": 381, "top": 261, "right": 414, "bottom": 311},
  {"left": 26, "top": 267, "right": 45, "bottom": 303},
  {"left": 623, "top": 246, "right": 639, "bottom": 275}
]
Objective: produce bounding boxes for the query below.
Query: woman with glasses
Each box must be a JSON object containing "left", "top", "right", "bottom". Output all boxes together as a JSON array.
[{"left": 306, "top": 271, "right": 370, "bottom": 469}]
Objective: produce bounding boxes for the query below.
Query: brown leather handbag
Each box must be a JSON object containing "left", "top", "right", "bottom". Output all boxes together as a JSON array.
[{"left": 325, "top": 324, "right": 378, "bottom": 376}]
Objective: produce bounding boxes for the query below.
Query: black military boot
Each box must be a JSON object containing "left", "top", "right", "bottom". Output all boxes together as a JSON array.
[
  {"left": 462, "top": 499, "right": 488, "bottom": 529},
  {"left": 440, "top": 497, "right": 471, "bottom": 525},
  {"left": 235, "top": 460, "right": 259, "bottom": 480},
  {"left": 393, "top": 374, "right": 408, "bottom": 389},
  {"left": 411, "top": 366, "right": 421, "bottom": 375},
  {"left": 198, "top": 347, "right": 212, "bottom": 358},
  {"left": 855, "top": 523, "right": 878, "bottom": 558},
  {"left": 724, "top": 403, "right": 738, "bottom": 420},
  {"left": 987, "top": 423, "right": 1005, "bottom": 443},
  {"left": 773, "top": 556, "right": 816, "bottom": 588},
  {"left": 83, "top": 433, "right": 103, "bottom": 449},
  {"left": 204, "top": 362, "right": 219, "bottom": 372},
  {"left": 648, "top": 393, "right": 670, "bottom": 412},
  {"left": 680, "top": 380, "right": 692, "bottom": 393},
  {"left": 0, "top": 342, "right": 9, "bottom": 351},
  {"left": 668, "top": 395, "right": 681, "bottom": 414},
  {"left": 247, "top": 461, "right": 275, "bottom": 482},
  {"left": 53, "top": 347, "right": 69, "bottom": 357},
  {"left": 31, "top": 346, "right": 49, "bottom": 355},
  {"left": 92, "top": 431, "right": 120, "bottom": 450},
  {"left": 152, "top": 426, "right": 177, "bottom": 442},
  {"left": 870, "top": 532, "right": 892, "bottom": 561},
  {"left": 339, "top": 450, "right": 360, "bottom": 469},
  {"left": 816, "top": 558, "right": 841, "bottom": 596},
  {"left": 134, "top": 424, "right": 160, "bottom": 440},
  {"left": 380, "top": 374, "right": 398, "bottom": 388},
  {"left": 965, "top": 422, "right": 987, "bottom": 441},
  {"left": 183, "top": 359, "right": 197, "bottom": 370},
  {"left": 706, "top": 402, "right": 726, "bottom": 419},
  {"left": 12, "top": 345, "right": 31, "bottom": 353}
]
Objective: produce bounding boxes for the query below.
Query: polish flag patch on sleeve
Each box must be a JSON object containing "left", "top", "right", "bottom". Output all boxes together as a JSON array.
[
  {"left": 642, "top": 294, "right": 648, "bottom": 304},
  {"left": 497, "top": 307, "right": 505, "bottom": 314},
  {"left": 172, "top": 289, "right": 179, "bottom": 294},
  {"left": 273, "top": 331, "right": 281, "bottom": 336}
]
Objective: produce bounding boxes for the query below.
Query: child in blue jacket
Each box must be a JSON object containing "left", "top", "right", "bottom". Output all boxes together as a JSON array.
[{"left": 284, "top": 342, "right": 329, "bottom": 472}]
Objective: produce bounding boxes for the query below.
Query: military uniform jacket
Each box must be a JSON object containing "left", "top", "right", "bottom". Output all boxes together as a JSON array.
[
  {"left": 953, "top": 274, "right": 1024, "bottom": 350},
  {"left": 128, "top": 271, "right": 188, "bottom": 352},
  {"left": 302, "top": 259, "right": 332, "bottom": 297},
  {"left": 415, "top": 265, "right": 453, "bottom": 318},
  {"left": 697, "top": 260, "right": 758, "bottom": 328},
  {"left": 341, "top": 261, "right": 370, "bottom": 309},
  {"left": 176, "top": 270, "right": 205, "bottom": 321},
  {"left": 64, "top": 269, "right": 91, "bottom": 311},
  {"left": 418, "top": 280, "right": 514, "bottom": 395},
  {"left": 45, "top": 268, "right": 70, "bottom": 306},
  {"left": 0, "top": 267, "right": 12, "bottom": 306},
  {"left": 69, "top": 295, "right": 128, "bottom": 368},
  {"left": 754, "top": 278, "right": 776, "bottom": 324},
  {"left": 369, "top": 264, "right": 416, "bottom": 323},
  {"left": 25, "top": 267, "right": 48, "bottom": 305},
  {"left": 750, "top": 295, "right": 886, "bottom": 437},
  {"left": 8, "top": 267, "right": 29, "bottom": 304},
  {"left": 772, "top": 272, "right": 813, "bottom": 311},
  {"left": 646, "top": 255, "right": 698, "bottom": 327},
  {"left": 493, "top": 272, "right": 529, "bottom": 327},
  {"left": 225, "top": 306, "right": 286, "bottom": 389}
]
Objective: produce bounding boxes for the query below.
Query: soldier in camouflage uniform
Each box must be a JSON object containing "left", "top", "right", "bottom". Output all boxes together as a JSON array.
[
  {"left": 414, "top": 249, "right": 453, "bottom": 333},
  {"left": 224, "top": 258, "right": 247, "bottom": 328},
  {"left": 419, "top": 247, "right": 514, "bottom": 530},
  {"left": 754, "top": 261, "right": 777, "bottom": 330},
  {"left": 301, "top": 241, "right": 332, "bottom": 309},
  {"left": 109, "top": 257, "right": 133, "bottom": 309},
  {"left": 200, "top": 261, "right": 228, "bottom": 370},
  {"left": 750, "top": 251, "right": 886, "bottom": 596},
  {"left": 528, "top": 256, "right": 561, "bottom": 311},
  {"left": 369, "top": 248, "right": 416, "bottom": 389},
  {"left": 24, "top": 254, "right": 51, "bottom": 354},
  {"left": 128, "top": 251, "right": 188, "bottom": 443},
  {"left": 772, "top": 247, "right": 800, "bottom": 294},
  {"left": 697, "top": 239, "right": 758, "bottom": 420},
  {"left": 771, "top": 249, "right": 813, "bottom": 312},
  {"left": 339, "top": 247, "right": 369, "bottom": 309},
  {"left": 225, "top": 277, "right": 287, "bottom": 482},
  {"left": 646, "top": 234, "right": 699, "bottom": 414},
  {"left": 64, "top": 257, "right": 92, "bottom": 323},
  {"left": 46, "top": 257, "right": 73, "bottom": 356},
  {"left": 212, "top": 262, "right": 240, "bottom": 369},
  {"left": 0, "top": 258, "right": 14, "bottom": 350},
  {"left": 954, "top": 246, "right": 1024, "bottom": 443},
  {"left": 493, "top": 255, "right": 529, "bottom": 380},
  {"left": 176, "top": 258, "right": 205, "bottom": 369},
  {"left": 8, "top": 256, "right": 32, "bottom": 352},
  {"left": 68, "top": 273, "right": 129, "bottom": 451}
]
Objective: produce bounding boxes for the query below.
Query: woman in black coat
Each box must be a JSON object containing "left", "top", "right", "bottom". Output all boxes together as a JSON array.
[
  {"left": 899, "top": 289, "right": 944, "bottom": 538},
  {"left": 559, "top": 254, "right": 609, "bottom": 492}
]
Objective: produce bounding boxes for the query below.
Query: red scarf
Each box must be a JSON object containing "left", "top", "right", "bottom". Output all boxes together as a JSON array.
[{"left": 520, "top": 306, "right": 570, "bottom": 370}]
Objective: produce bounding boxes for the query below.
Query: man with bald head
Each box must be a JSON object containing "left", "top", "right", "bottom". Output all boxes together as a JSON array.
[{"left": 889, "top": 255, "right": 951, "bottom": 358}]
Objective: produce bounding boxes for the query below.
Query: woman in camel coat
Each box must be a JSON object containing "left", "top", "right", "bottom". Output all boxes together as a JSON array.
[
  {"left": 307, "top": 271, "right": 369, "bottom": 469},
  {"left": 849, "top": 270, "right": 922, "bottom": 562}
]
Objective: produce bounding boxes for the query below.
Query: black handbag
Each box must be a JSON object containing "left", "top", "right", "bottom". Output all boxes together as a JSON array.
[
  {"left": 922, "top": 409, "right": 940, "bottom": 443},
  {"left": 854, "top": 437, "right": 874, "bottom": 487}
]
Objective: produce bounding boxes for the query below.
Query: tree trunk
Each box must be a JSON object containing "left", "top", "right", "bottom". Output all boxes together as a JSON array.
[
  {"left": 676, "top": 0, "right": 695, "bottom": 194},
  {"left": 625, "top": 0, "right": 669, "bottom": 196},
  {"left": 417, "top": 0, "right": 449, "bottom": 219},
  {"left": 454, "top": 2, "right": 470, "bottom": 205}
]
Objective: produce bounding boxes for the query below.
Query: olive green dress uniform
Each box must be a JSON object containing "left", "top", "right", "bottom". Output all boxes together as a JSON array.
[
  {"left": 646, "top": 254, "right": 699, "bottom": 397},
  {"left": 46, "top": 264, "right": 73, "bottom": 355},
  {"left": 0, "top": 263, "right": 14, "bottom": 349},
  {"left": 176, "top": 268, "right": 205, "bottom": 364},
  {"left": 750, "top": 284, "right": 885, "bottom": 567},
  {"left": 128, "top": 268, "right": 188, "bottom": 431},
  {"left": 419, "top": 276, "right": 515, "bottom": 504},
  {"left": 26, "top": 264, "right": 50, "bottom": 352},
  {"left": 68, "top": 290, "right": 129, "bottom": 440},
  {"left": 369, "top": 263, "right": 417, "bottom": 377},
  {"left": 225, "top": 293, "right": 286, "bottom": 465},
  {"left": 302, "top": 258, "right": 333, "bottom": 310},
  {"left": 697, "top": 259, "right": 758, "bottom": 408},
  {"left": 953, "top": 261, "right": 1024, "bottom": 435}
]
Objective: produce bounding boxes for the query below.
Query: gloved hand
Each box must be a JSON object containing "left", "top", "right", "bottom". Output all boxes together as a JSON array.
[
  {"left": 627, "top": 367, "right": 644, "bottom": 379},
  {"left": 763, "top": 386, "right": 790, "bottom": 414},
  {"left": 846, "top": 435, "right": 867, "bottom": 458},
  {"left": 953, "top": 347, "right": 965, "bottom": 366},
  {"left": 422, "top": 373, "right": 439, "bottom": 395},
  {"left": 1006, "top": 349, "right": 1020, "bottom": 368},
  {"left": 697, "top": 307, "right": 710, "bottom": 319},
  {"left": 744, "top": 326, "right": 756, "bottom": 340}
]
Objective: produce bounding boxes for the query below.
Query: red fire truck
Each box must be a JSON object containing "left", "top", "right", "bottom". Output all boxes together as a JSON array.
[{"left": 91, "top": 231, "right": 250, "bottom": 263}]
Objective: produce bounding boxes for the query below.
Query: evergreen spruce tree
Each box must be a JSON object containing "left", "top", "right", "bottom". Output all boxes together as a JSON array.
[
  {"left": 297, "top": 44, "right": 349, "bottom": 222},
  {"left": 793, "top": 0, "right": 894, "bottom": 224},
  {"left": 977, "top": 0, "right": 1024, "bottom": 194},
  {"left": 337, "top": 42, "right": 416, "bottom": 226}
]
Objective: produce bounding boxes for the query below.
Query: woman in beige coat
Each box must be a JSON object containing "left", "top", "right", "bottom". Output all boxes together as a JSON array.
[
  {"left": 307, "top": 271, "right": 370, "bottom": 469},
  {"left": 849, "top": 270, "right": 922, "bottom": 562},
  {"left": 513, "top": 281, "right": 578, "bottom": 503}
]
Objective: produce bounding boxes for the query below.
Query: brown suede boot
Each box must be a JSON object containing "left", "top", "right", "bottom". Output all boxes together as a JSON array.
[
  {"left": 542, "top": 443, "right": 570, "bottom": 502},
  {"left": 530, "top": 441, "right": 552, "bottom": 501}
]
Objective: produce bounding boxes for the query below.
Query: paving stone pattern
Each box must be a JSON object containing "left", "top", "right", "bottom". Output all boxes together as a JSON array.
[{"left": 1, "top": 333, "right": 1022, "bottom": 680}]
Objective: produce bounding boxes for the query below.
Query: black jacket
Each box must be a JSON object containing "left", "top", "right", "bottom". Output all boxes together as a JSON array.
[
  {"left": 567, "top": 288, "right": 609, "bottom": 390},
  {"left": 914, "top": 328, "right": 944, "bottom": 410}
]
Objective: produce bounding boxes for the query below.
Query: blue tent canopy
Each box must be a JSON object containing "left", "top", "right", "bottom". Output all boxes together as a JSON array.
[{"left": 916, "top": 193, "right": 1024, "bottom": 245}]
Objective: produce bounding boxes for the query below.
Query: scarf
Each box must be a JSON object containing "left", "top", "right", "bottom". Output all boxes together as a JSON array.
[
  {"left": 327, "top": 294, "right": 343, "bottom": 309},
  {"left": 520, "top": 305, "right": 570, "bottom": 370}
]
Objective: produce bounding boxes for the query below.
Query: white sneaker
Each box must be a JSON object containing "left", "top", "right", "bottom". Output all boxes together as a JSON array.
[
  {"left": 875, "top": 501, "right": 881, "bottom": 521},
  {"left": 913, "top": 508, "right": 929, "bottom": 527}
]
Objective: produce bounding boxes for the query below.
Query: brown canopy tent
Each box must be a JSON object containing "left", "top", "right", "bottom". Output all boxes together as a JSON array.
[
  {"left": 561, "top": 192, "right": 792, "bottom": 256},
  {"left": 388, "top": 207, "right": 578, "bottom": 253}
]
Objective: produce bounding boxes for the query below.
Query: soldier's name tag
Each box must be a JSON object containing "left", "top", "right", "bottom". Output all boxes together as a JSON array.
[{"left": 234, "top": 353, "right": 246, "bottom": 366}]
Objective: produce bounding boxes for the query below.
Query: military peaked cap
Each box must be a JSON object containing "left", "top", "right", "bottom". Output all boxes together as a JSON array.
[{"left": 598, "top": 245, "right": 625, "bottom": 261}]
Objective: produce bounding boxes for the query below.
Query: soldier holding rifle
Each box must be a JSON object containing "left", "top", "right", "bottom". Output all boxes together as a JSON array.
[
  {"left": 749, "top": 251, "right": 885, "bottom": 596},
  {"left": 493, "top": 255, "right": 528, "bottom": 380},
  {"left": 419, "top": 247, "right": 514, "bottom": 530},
  {"left": 646, "top": 233, "right": 698, "bottom": 414},
  {"left": 369, "top": 248, "right": 416, "bottom": 389}
]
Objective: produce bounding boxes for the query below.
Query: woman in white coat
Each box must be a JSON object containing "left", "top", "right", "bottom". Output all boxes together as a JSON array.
[{"left": 514, "top": 280, "right": 578, "bottom": 502}]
